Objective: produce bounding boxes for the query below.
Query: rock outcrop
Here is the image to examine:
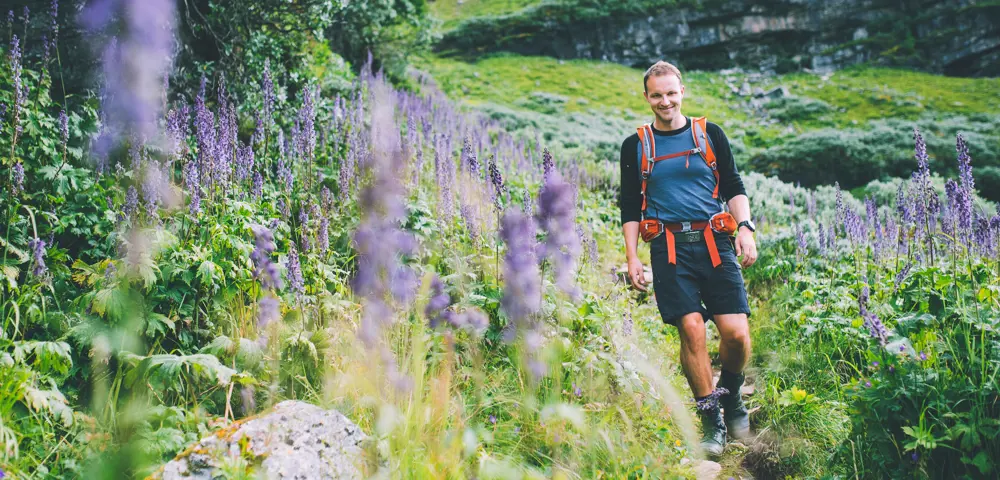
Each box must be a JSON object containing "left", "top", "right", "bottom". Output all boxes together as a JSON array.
[
  {"left": 149, "top": 401, "right": 367, "bottom": 480},
  {"left": 437, "top": 0, "right": 1000, "bottom": 77}
]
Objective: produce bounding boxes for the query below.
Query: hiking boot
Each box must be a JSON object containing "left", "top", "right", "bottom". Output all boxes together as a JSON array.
[
  {"left": 696, "top": 389, "right": 728, "bottom": 458},
  {"left": 718, "top": 370, "right": 751, "bottom": 440}
]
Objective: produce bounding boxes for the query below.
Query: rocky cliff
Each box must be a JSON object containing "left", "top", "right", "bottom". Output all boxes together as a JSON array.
[{"left": 436, "top": 0, "right": 1000, "bottom": 76}]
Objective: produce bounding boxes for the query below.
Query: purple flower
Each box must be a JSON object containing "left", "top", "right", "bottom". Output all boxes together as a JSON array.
[
  {"left": 258, "top": 295, "right": 280, "bottom": 328},
  {"left": 251, "top": 171, "right": 263, "bottom": 199},
  {"left": 29, "top": 237, "right": 47, "bottom": 277},
  {"left": 536, "top": 172, "right": 581, "bottom": 299},
  {"left": 863, "top": 311, "right": 889, "bottom": 345},
  {"left": 541, "top": 148, "right": 554, "bottom": 184},
  {"left": 124, "top": 185, "right": 139, "bottom": 220},
  {"left": 235, "top": 144, "right": 254, "bottom": 182},
  {"left": 872, "top": 361, "right": 879, "bottom": 367},
  {"left": 574, "top": 383, "right": 582, "bottom": 397},
  {"left": 795, "top": 224, "right": 807, "bottom": 259},
  {"left": 286, "top": 244, "right": 304, "bottom": 297},
  {"left": 11, "top": 161, "right": 24, "bottom": 195},
  {"left": 488, "top": 155, "right": 506, "bottom": 210},
  {"left": 262, "top": 59, "right": 275, "bottom": 127},
  {"left": 919, "top": 351, "right": 927, "bottom": 361},
  {"left": 250, "top": 224, "right": 282, "bottom": 290},
  {"left": 889, "top": 366, "right": 895, "bottom": 373},
  {"left": 623, "top": 310, "right": 633, "bottom": 336},
  {"left": 894, "top": 262, "right": 913, "bottom": 293},
  {"left": 489, "top": 414, "right": 497, "bottom": 425},
  {"left": 81, "top": 0, "right": 177, "bottom": 141},
  {"left": 864, "top": 381, "right": 871, "bottom": 388},
  {"left": 911, "top": 452, "right": 919, "bottom": 463},
  {"left": 183, "top": 160, "right": 201, "bottom": 215},
  {"left": 501, "top": 210, "right": 541, "bottom": 325},
  {"left": 317, "top": 216, "right": 329, "bottom": 254},
  {"left": 425, "top": 275, "right": 452, "bottom": 328}
]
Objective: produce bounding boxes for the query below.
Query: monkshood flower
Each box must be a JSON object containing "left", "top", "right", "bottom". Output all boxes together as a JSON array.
[
  {"left": 298, "top": 85, "right": 316, "bottom": 163},
  {"left": 318, "top": 216, "right": 329, "bottom": 254},
  {"left": 863, "top": 311, "right": 889, "bottom": 345},
  {"left": 816, "top": 222, "right": 826, "bottom": 256},
  {"left": 541, "top": 148, "right": 554, "bottom": 184},
  {"left": 425, "top": 275, "right": 452, "bottom": 328},
  {"left": 957, "top": 134, "right": 974, "bottom": 195},
  {"left": 250, "top": 223, "right": 282, "bottom": 291},
  {"left": 11, "top": 161, "right": 24, "bottom": 195},
  {"left": 124, "top": 185, "right": 139, "bottom": 220},
  {"left": 537, "top": 172, "right": 582, "bottom": 299},
  {"left": 258, "top": 295, "right": 280, "bottom": 328},
  {"left": 165, "top": 105, "right": 189, "bottom": 160},
  {"left": 262, "top": 59, "right": 275, "bottom": 127},
  {"left": 59, "top": 110, "right": 68, "bottom": 151},
  {"left": 488, "top": 155, "right": 506, "bottom": 210},
  {"left": 893, "top": 262, "right": 913, "bottom": 293},
  {"left": 460, "top": 203, "right": 479, "bottom": 241},
  {"left": 896, "top": 182, "right": 911, "bottom": 224},
  {"left": 183, "top": 160, "right": 201, "bottom": 215},
  {"left": 286, "top": 244, "right": 304, "bottom": 298},
  {"left": 235, "top": 144, "right": 254, "bottom": 182},
  {"left": 623, "top": 310, "right": 633, "bottom": 336},
  {"left": 522, "top": 190, "right": 533, "bottom": 216},
  {"left": 500, "top": 210, "right": 542, "bottom": 329},
  {"left": 29, "top": 237, "right": 47, "bottom": 277},
  {"left": 80, "top": 0, "right": 176, "bottom": 141}
]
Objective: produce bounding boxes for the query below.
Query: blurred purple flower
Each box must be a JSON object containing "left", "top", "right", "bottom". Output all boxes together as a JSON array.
[
  {"left": 81, "top": 0, "right": 177, "bottom": 141},
  {"left": 258, "top": 295, "right": 280, "bottom": 328},
  {"left": 489, "top": 414, "right": 497, "bottom": 425},
  {"left": 250, "top": 223, "right": 282, "bottom": 291},
  {"left": 893, "top": 262, "right": 913, "bottom": 293},
  {"left": 623, "top": 310, "right": 633, "bottom": 336},
  {"left": 251, "top": 171, "right": 263, "bottom": 199},
  {"left": 124, "top": 185, "right": 139, "bottom": 220},
  {"left": 488, "top": 155, "right": 506, "bottom": 210},
  {"left": 536, "top": 172, "right": 581, "bottom": 299},
  {"left": 919, "top": 351, "right": 927, "bottom": 361},
  {"left": 425, "top": 274, "right": 452, "bottom": 328},
  {"left": 501, "top": 210, "right": 541, "bottom": 326},
  {"left": 541, "top": 148, "right": 554, "bottom": 184}
]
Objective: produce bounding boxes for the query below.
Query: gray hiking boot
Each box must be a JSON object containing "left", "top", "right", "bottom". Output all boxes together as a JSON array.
[
  {"left": 696, "top": 388, "right": 728, "bottom": 458},
  {"left": 719, "top": 370, "right": 751, "bottom": 440}
]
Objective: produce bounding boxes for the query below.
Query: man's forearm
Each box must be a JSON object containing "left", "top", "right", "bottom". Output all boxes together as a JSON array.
[
  {"left": 623, "top": 221, "right": 640, "bottom": 261},
  {"left": 728, "top": 194, "right": 752, "bottom": 225}
]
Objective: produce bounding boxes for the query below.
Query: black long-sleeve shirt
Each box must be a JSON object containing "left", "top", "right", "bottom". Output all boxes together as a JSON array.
[{"left": 619, "top": 117, "right": 746, "bottom": 225}]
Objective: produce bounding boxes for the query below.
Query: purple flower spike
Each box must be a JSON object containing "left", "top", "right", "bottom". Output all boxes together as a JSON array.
[
  {"left": 11, "top": 161, "right": 24, "bottom": 195},
  {"left": 250, "top": 224, "right": 282, "bottom": 291},
  {"left": 536, "top": 172, "right": 581, "bottom": 299},
  {"left": 29, "top": 237, "right": 47, "bottom": 277},
  {"left": 286, "top": 245, "right": 304, "bottom": 297}
]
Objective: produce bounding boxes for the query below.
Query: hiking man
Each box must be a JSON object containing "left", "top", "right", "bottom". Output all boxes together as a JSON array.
[{"left": 619, "top": 61, "right": 757, "bottom": 457}]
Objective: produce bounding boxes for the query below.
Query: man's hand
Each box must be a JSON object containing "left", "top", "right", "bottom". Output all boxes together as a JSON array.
[
  {"left": 734, "top": 227, "right": 757, "bottom": 268},
  {"left": 628, "top": 257, "right": 647, "bottom": 291}
]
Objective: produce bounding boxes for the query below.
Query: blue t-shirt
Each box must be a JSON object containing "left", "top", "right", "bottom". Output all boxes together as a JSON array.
[{"left": 618, "top": 117, "right": 746, "bottom": 224}]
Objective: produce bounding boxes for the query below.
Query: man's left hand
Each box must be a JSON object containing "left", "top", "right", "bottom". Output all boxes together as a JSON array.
[{"left": 734, "top": 228, "right": 757, "bottom": 268}]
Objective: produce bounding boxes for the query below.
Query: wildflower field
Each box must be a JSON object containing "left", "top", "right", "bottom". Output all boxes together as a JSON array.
[{"left": 1, "top": 1, "right": 999, "bottom": 479}]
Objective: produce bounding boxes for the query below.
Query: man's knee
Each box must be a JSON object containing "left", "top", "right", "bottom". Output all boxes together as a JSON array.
[
  {"left": 721, "top": 323, "right": 751, "bottom": 351},
  {"left": 677, "top": 312, "right": 706, "bottom": 343}
]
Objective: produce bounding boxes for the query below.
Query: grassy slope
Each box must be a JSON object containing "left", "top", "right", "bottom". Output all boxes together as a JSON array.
[
  {"left": 428, "top": 0, "right": 545, "bottom": 29},
  {"left": 421, "top": 54, "right": 1000, "bottom": 129}
]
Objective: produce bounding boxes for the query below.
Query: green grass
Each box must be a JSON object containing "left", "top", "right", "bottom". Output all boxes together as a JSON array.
[{"left": 428, "top": 0, "right": 546, "bottom": 30}]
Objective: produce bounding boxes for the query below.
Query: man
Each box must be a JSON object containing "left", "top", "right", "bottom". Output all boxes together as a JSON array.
[{"left": 618, "top": 61, "right": 758, "bottom": 457}]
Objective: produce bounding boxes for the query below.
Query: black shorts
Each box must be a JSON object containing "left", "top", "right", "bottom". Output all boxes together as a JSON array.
[{"left": 649, "top": 232, "right": 751, "bottom": 327}]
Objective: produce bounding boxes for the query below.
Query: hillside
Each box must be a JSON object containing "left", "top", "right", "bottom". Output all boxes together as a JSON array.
[{"left": 417, "top": 53, "right": 1000, "bottom": 199}]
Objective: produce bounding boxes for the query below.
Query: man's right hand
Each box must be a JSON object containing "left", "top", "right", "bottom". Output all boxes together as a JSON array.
[{"left": 628, "top": 257, "right": 647, "bottom": 291}]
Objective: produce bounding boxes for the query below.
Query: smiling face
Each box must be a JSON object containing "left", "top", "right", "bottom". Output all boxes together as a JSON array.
[{"left": 643, "top": 74, "right": 685, "bottom": 130}]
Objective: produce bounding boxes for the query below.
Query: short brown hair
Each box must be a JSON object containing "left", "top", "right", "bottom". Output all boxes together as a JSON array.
[{"left": 643, "top": 61, "right": 682, "bottom": 92}]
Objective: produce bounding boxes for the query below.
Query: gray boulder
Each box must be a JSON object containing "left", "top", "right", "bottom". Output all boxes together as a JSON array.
[{"left": 151, "top": 400, "right": 367, "bottom": 480}]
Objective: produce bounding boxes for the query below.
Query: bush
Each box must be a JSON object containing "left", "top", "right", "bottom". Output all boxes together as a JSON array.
[
  {"left": 749, "top": 113, "right": 1000, "bottom": 191},
  {"left": 765, "top": 96, "right": 832, "bottom": 123}
]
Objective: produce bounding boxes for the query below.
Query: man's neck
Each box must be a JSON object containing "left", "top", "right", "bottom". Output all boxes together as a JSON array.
[{"left": 652, "top": 115, "right": 687, "bottom": 132}]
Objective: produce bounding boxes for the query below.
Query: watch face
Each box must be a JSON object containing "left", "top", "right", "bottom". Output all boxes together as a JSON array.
[{"left": 741, "top": 220, "right": 755, "bottom": 231}]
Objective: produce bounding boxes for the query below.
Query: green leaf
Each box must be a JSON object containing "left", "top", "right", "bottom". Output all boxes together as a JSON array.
[{"left": 93, "top": 287, "right": 129, "bottom": 319}]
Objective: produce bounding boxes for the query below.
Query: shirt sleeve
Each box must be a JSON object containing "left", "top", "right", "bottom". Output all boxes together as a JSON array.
[
  {"left": 619, "top": 134, "right": 643, "bottom": 224},
  {"left": 707, "top": 122, "right": 747, "bottom": 201}
]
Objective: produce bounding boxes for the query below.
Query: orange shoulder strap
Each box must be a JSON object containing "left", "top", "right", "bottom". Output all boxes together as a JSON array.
[
  {"left": 691, "top": 117, "right": 720, "bottom": 198},
  {"left": 636, "top": 124, "right": 655, "bottom": 212}
]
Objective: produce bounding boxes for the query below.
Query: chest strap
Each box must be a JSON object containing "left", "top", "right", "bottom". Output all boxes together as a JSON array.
[{"left": 636, "top": 117, "right": 720, "bottom": 213}]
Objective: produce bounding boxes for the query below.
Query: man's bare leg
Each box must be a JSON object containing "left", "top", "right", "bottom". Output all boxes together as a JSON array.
[
  {"left": 713, "top": 313, "right": 751, "bottom": 374},
  {"left": 677, "top": 312, "right": 713, "bottom": 397}
]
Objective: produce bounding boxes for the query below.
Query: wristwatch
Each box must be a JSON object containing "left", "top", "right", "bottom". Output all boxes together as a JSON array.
[{"left": 738, "top": 220, "right": 756, "bottom": 232}]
